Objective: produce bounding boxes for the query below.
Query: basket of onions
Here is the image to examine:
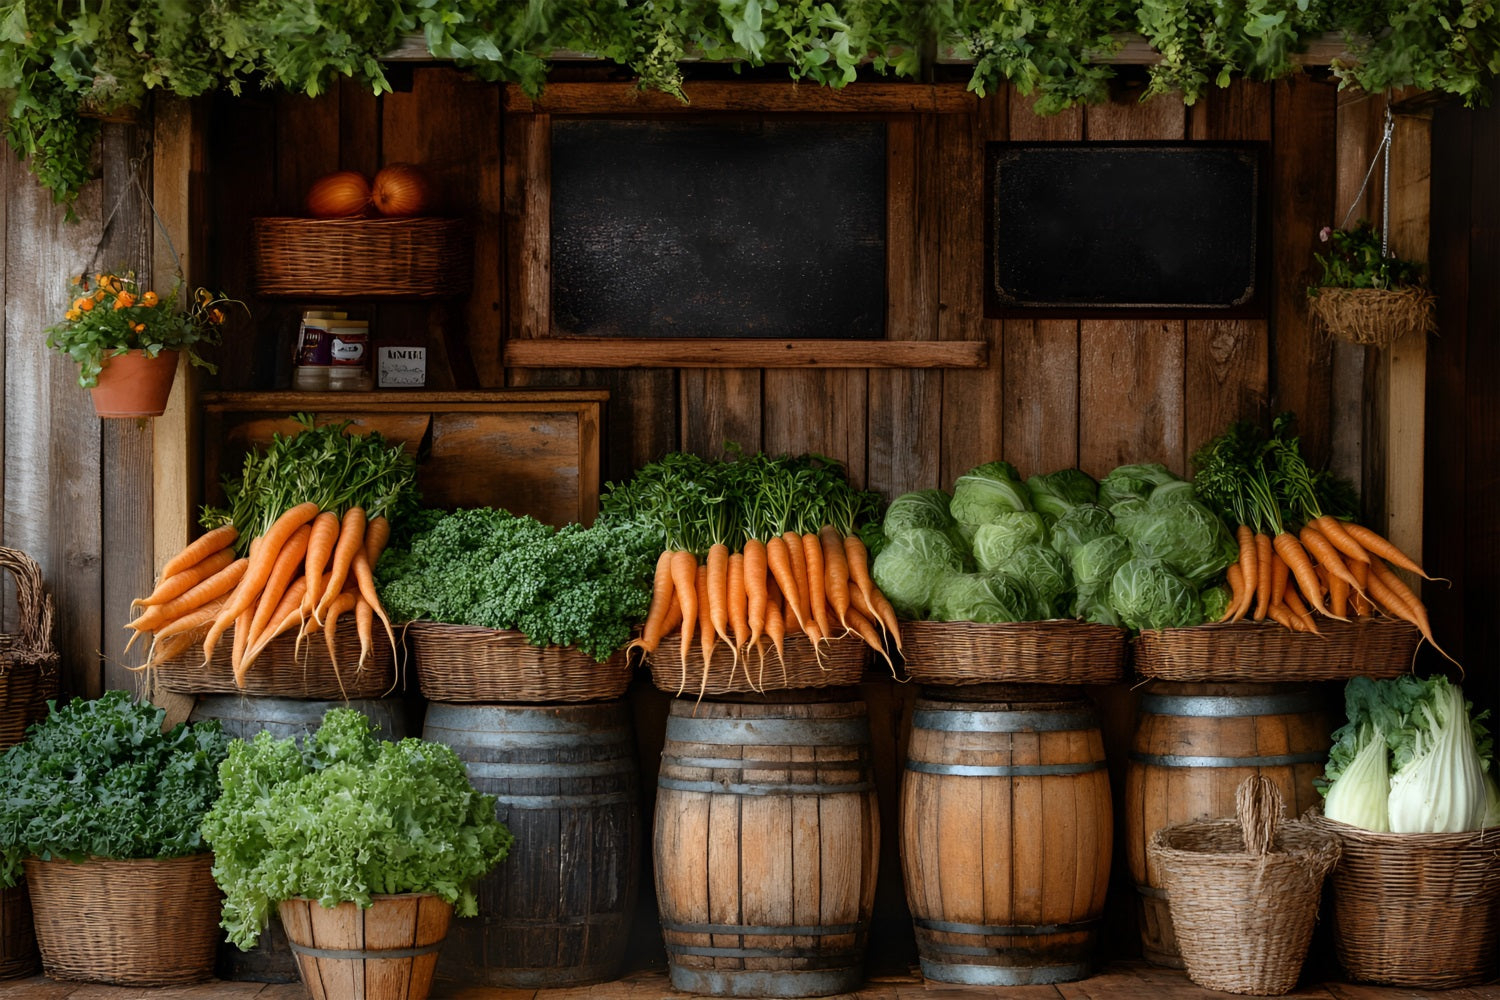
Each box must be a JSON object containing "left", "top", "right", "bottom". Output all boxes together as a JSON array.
[{"left": 252, "top": 164, "right": 472, "bottom": 298}]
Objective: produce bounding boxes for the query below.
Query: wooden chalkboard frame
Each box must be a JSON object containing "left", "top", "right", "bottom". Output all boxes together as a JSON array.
[
  {"left": 983, "top": 140, "right": 1269, "bottom": 319},
  {"left": 501, "top": 82, "right": 987, "bottom": 370}
]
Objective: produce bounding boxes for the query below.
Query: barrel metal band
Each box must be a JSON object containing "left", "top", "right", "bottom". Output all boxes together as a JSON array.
[
  {"left": 424, "top": 704, "right": 626, "bottom": 737},
  {"left": 1134, "top": 882, "right": 1169, "bottom": 900},
  {"left": 1138, "top": 691, "right": 1324, "bottom": 716},
  {"left": 491, "top": 791, "right": 637, "bottom": 809},
  {"left": 1129, "top": 751, "right": 1327, "bottom": 768},
  {"left": 663, "top": 919, "right": 863, "bottom": 936},
  {"left": 906, "top": 760, "right": 1105, "bottom": 777},
  {"left": 663, "top": 754, "right": 869, "bottom": 772},
  {"left": 463, "top": 759, "right": 636, "bottom": 780},
  {"left": 914, "top": 916, "right": 1099, "bottom": 937},
  {"left": 288, "top": 942, "right": 443, "bottom": 960},
  {"left": 665, "top": 717, "right": 870, "bottom": 747},
  {"left": 658, "top": 777, "right": 874, "bottom": 796},
  {"left": 919, "top": 958, "right": 1091, "bottom": 986},
  {"left": 912, "top": 708, "right": 1097, "bottom": 733}
]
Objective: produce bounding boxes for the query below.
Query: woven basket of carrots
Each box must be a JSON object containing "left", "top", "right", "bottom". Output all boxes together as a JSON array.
[
  {"left": 1160, "top": 415, "right": 1444, "bottom": 681},
  {"left": 604, "top": 450, "right": 900, "bottom": 700},
  {"left": 130, "top": 416, "right": 418, "bottom": 696},
  {"left": 408, "top": 623, "right": 632, "bottom": 703}
]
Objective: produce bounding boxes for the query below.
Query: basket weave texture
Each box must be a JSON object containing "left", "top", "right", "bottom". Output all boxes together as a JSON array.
[
  {"left": 1308, "top": 285, "right": 1436, "bottom": 347},
  {"left": 900, "top": 619, "right": 1126, "bottom": 685},
  {"left": 152, "top": 617, "right": 398, "bottom": 699},
  {"left": 1133, "top": 616, "right": 1420, "bottom": 682},
  {"left": 0, "top": 547, "right": 59, "bottom": 749},
  {"left": 252, "top": 216, "right": 473, "bottom": 298},
  {"left": 648, "top": 631, "right": 867, "bottom": 697},
  {"left": 1148, "top": 777, "right": 1341, "bottom": 996},
  {"left": 23, "top": 854, "right": 221, "bottom": 986},
  {"left": 1310, "top": 814, "right": 1500, "bottom": 988},
  {"left": 408, "top": 622, "right": 630, "bottom": 703}
]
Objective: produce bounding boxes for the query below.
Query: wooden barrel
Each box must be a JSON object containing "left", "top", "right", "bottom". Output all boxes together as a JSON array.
[
  {"left": 190, "top": 695, "right": 414, "bottom": 983},
  {"left": 421, "top": 701, "right": 639, "bottom": 988},
  {"left": 1124, "top": 681, "right": 1333, "bottom": 967},
  {"left": 654, "top": 696, "right": 880, "bottom": 999},
  {"left": 280, "top": 893, "right": 451, "bottom": 1000},
  {"left": 901, "top": 685, "right": 1112, "bottom": 985}
]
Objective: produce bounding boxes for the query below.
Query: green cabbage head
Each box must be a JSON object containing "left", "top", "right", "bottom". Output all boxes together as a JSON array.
[
  {"left": 871, "top": 527, "right": 966, "bottom": 620},
  {"left": 1109, "top": 557, "right": 1203, "bottom": 630}
]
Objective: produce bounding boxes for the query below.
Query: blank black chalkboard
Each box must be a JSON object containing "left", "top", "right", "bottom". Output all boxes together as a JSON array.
[
  {"left": 985, "top": 142, "right": 1264, "bottom": 315},
  {"left": 550, "top": 119, "right": 886, "bottom": 339}
]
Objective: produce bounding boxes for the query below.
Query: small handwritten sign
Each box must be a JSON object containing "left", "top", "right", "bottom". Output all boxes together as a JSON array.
[{"left": 378, "top": 347, "right": 427, "bottom": 388}]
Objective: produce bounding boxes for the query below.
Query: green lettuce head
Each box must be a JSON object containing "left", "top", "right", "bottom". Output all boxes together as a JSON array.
[
  {"left": 1049, "top": 503, "right": 1115, "bottom": 564},
  {"left": 972, "top": 511, "right": 1047, "bottom": 572},
  {"left": 1026, "top": 468, "right": 1099, "bottom": 521},
  {"left": 1113, "top": 497, "right": 1238, "bottom": 587},
  {"left": 1099, "top": 462, "right": 1182, "bottom": 507},
  {"left": 929, "top": 571, "right": 1040, "bottom": 623},
  {"left": 870, "top": 526, "right": 966, "bottom": 620},
  {"left": 950, "top": 460, "right": 1032, "bottom": 539},
  {"left": 1109, "top": 557, "right": 1203, "bottom": 630}
]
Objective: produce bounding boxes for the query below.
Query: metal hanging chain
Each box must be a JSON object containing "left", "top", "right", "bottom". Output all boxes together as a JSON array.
[
  {"left": 1338, "top": 105, "right": 1396, "bottom": 256},
  {"left": 83, "top": 143, "right": 186, "bottom": 286}
]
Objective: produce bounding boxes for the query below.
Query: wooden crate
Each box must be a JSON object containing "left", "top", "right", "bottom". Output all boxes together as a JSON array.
[{"left": 200, "top": 390, "right": 607, "bottom": 526}]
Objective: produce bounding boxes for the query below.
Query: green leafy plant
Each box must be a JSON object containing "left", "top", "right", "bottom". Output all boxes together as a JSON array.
[
  {"left": 1333, "top": 0, "right": 1500, "bottom": 108},
  {"left": 44, "top": 270, "right": 243, "bottom": 388},
  {"left": 1311, "top": 220, "right": 1426, "bottom": 291},
  {"left": 951, "top": 0, "right": 1132, "bottom": 111},
  {"left": 0, "top": 691, "right": 231, "bottom": 887},
  {"left": 201, "top": 707, "right": 514, "bottom": 950}
]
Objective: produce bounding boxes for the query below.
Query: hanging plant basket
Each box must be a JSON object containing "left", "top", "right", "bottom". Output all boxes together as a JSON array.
[
  {"left": 88, "top": 349, "right": 179, "bottom": 418},
  {"left": 1307, "top": 286, "right": 1436, "bottom": 348}
]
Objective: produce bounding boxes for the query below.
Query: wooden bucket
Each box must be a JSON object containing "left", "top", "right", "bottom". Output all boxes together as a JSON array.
[
  {"left": 901, "top": 685, "right": 1112, "bottom": 985},
  {"left": 421, "top": 701, "right": 639, "bottom": 988},
  {"left": 654, "top": 695, "right": 880, "bottom": 999},
  {"left": 192, "top": 695, "right": 415, "bottom": 983},
  {"left": 280, "top": 894, "right": 452, "bottom": 1000},
  {"left": 1124, "top": 681, "right": 1333, "bottom": 967},
  {"left": 0, "top": 883, "right": 38, "bottom": 979}
]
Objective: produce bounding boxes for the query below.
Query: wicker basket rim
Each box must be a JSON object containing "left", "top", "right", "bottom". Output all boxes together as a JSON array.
[
  {"left": 405, "top": 620, "right": 620, "bottom": 657},
  {"left": 1307, "top": 812, "right": 1500, "bottom": 849},
  {"left": 1150, "top": 818, "right": 1342, "bottom": 859},
  {"left": 252, "top": 215, "right": 468, "bottom": 227}
]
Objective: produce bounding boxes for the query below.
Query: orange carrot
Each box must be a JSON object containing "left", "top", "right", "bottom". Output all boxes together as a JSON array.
[
  {"left": 1270, "top": 552, "right": 1290, "bottom": 610},
  {"left": 137, "top": 547, "right": 237, "bottom": 609},
  {"left": 238, "top": 577, "right": 308, "bottom": 684},
  {"left": 1350, "top": 559, "right": 1372, "bottom": 616},
  {"left": 230, "top": 606, "right": 252, "bottom": 678},
  {"left": 632, "top": 550, "right": 678, "bottom": 657},
  {"left": 1220, "top": 564, "right": 1245, "bottom": 623},
  {"left": 743, "top": 537, "right": 768, "bottom": 653},
  {"left": 301, "top": 510, "right": 342, "bottom": 616},
  {"left": 1341, "top": 522, "right": 1436, "bottom": 580},
  {"left": 845, "top": 604, "right": 893, "bottom": 673},
  {"left": 843, "top": 534, "right": 884, "bottom": 640},
  {"left": 766, "top": 535, "right": 809, "bottom": 634},
  {"left": 1366, "top": 558, "right": 1458, "bottom": 666},
  {"left": 801, "top": 532, "right": 831, "bottom": 645},
  {"left": 245, "top": 523, "right": 313, "bottom": 650},
  {"left": 695, "top": 563, "right": 715, "bottom": 698},
  {"left": 728, "top": 551, "right": 748, "bottom": 673},
  {"left": 350, "top": 546, "right": 397, "bottom": 656},
  {"left": 364, "top": 514, "right": 391, "bottom": 566},
  {"left": 869, "top": 587, "right": 903, "bottom": 654},
  {"left": 1299, "top": 523, "right": 1361, "bottom": 592},
  {"left": 1253, "top": 532, "right": 1274, "bottom": 621},
  {"left": 148, "top": 596, "right": 230, "bottom": 645},
  {"left": 153, "top": 523, "right": 239, "bottom": 586},
  {"left": 128, "top": 556, "right": 247, "bottom": 634},
  {"left": 670, "top": 549, "right": 699, "bottom": 683},
  {"left": 1267, "top": 601, "right": 1301, "bottom": 633},
  {"left": 819, "top": 525, "right": 851, "bottom": 631},
  {"left": 314, "top": 507, "right": 367, "bottom": 624},
  {"left": 1273, "top": 531, "right": 1338, "bottom": 619},
  {"left": 322, "top": 590, "right": 360, "bottom": 684},
  {"left": 1231, "top": 524, "right": 1257, "bottom": 623},
  {"left": 706, "top": 542, "right": 731, "bottom": 649},
  {"left": 1283, "top": 585, "right": 1321, "bottom": 635},
  {"left": 203, "top": 503, "right": 318, "bottom": 664},
  {"left": 354, "top": 596, "right": 374, "bottom": 670},
  {"left": 783, "top": 531, "right": 813, "bottom": 628},
  {"left": 1328, "top": 563, "right": 1351, "bottom": 619},
  {"left": 1311, "top": 515, "right": 1370, "bottom": 564},
  {"left": 763, "top": 575, "right": 787, "bottom": 687}
]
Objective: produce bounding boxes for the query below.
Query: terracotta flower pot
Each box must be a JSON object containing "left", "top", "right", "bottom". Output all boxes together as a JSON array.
[{"left": 88, "top": 349, "right": 179, "bottom": 418}]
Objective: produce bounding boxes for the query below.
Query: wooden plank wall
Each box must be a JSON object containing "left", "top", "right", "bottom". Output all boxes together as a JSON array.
[{"left": 1, "top": 122, "right": 157, "bottom": 698}]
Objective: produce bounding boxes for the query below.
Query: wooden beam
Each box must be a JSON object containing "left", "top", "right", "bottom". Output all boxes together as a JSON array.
[
  {"left": 503, "top": 82, "right": 977, "bottom": 115},
  {"left": 503, "top": 339, "right": 988, "bottom": 369}
]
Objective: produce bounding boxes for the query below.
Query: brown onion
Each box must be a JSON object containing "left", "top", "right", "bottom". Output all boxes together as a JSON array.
[
  {"left": 371, "top": 163, "right": 433, "bottom": 217},
  {"left": 304, "top": 171, "right": 372, "bottom": 218}
]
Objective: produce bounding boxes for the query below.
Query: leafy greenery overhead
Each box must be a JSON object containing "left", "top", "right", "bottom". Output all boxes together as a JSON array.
[
  {"left": 2, "top": 1, "right": 1499, "bottom": 210},
  {"left": 0, "top": 691, "right": 231, "bottom": 886}
]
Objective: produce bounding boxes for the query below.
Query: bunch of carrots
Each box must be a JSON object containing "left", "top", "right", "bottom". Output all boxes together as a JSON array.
[
  {"left": 128, "top": 504, "right": 397, "bottom": 687},
  {"left": 603, "top": 449, "right": 901, "bottom": 694},
  {"left": 1193, "top": 415, "right": 1452, "bottom": 662}
]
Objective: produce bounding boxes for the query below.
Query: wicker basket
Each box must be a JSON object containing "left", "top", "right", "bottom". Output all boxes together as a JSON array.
[
  {"left": 1310, "top": 814, "right": 1500, "bottom": 988},
  {"left": 900, "top": 619, "right": 1127, "bottom": 685},
  {"left": 648, "top": 631, "right": 867, "bottom": 697},
  {"left": 408, "top": 622, "right": 631, "bottom": 703},
  {"left": 1308, "top": 285, "right": 1436, "bottom": 348},
  {"left": 150, "top": 617, "right": 399, "bottom": 699},
  {"left": 1148, "top": 777, "right": 1341, "bottom": 996},
  {"left": 1133, "top": 616, "right": 1421, "bottom": 683},
  {"left": 0, "top": 547, "right": 60, "bottom": 750},
  {"left": 23, "top": 854, "right": 221, "bottom": 986},
  {"left": 252, "top": 217, "right": 473, "bottom": 298}
]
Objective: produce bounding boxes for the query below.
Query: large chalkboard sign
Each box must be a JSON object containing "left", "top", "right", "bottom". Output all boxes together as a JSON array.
[
  {"left": 550, "top": 119, "right": 886, "bottom": 339},
  {"left": 985, "top": 142, "right": 1264, "bottom": 315}
]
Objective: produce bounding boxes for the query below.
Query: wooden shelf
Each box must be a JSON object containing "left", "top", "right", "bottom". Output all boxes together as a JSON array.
[{"left": 503, "top": 339, "right": 989, "bottom": 369}]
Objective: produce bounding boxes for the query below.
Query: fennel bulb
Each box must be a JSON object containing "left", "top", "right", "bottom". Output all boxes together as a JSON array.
[
  {"left": 1322, "top": 723, "right": 1390, "bottom": 831},
  {"left": 1387, "top": 679, "right": 1490, "bottom": 833}
]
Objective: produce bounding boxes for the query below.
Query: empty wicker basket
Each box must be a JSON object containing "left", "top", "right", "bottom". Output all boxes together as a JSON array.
[{"left": 1148, "top": 776, "right": 1342, "bottom": 996}]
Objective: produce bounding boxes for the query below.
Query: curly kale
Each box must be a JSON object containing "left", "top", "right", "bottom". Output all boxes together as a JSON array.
[{"left": 376, "top": 508, "right": 659, "bottom": 660}]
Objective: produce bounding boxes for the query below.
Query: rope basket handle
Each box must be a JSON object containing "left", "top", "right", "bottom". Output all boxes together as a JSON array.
[
  {"left": 1237, "top": 774, "right": 1286, "bottom": 857},
  {"left": 0, "top": 547, "right": 56, "bottom": 657}
]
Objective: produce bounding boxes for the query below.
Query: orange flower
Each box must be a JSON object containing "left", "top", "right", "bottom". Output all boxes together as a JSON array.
[
  {"left": 209, "top": 307, "right": 225, "bottom": 325},
  {"left": 77, "top": 297, "right": 94, "bottom": 312},
  {"left": 92, "top": 289, "right": 105, "bottom": 303},
  {"left": 65, "top": 308, "right": 81, "bottom": 321},
  {"left": 133, "top": 323, "right": 146, "bottom": 333},
  {"left": 141, "top": 291, "right": 159, "bottom": 307},
  {"left": 114, "top": 292, "right": 135, "bottom": 310}
]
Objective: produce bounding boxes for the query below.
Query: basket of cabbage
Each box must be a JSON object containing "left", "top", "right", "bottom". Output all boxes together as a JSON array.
[{"left": 1310, "top": 675, "right": 1500, "bottom": 988}]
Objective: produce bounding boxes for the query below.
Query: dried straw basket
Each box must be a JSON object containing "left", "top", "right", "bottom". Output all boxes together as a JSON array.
[
  {"left": 1308, "top": 285, "right": 1436, "bottom": 348},
  {"left": 23, "top": 854, "right": 221, "bottom": 986},
  {"left": 1148, "top": 776, "right": 1341, "bottom": 996},
  {"left": 648, "top": 631, "right": 868, "bottom": 697},
  {"left": 252, "top": 217, "right": 473, "bottom": 298},
  {"left": 0, "top": 547, "right": 60, "bottom": 748},
  {"left": 1133, "top": 616, "right": 1420, "bottom": 683},
  {"left": 1309, "top": 814, "right": 1500, "bottom": 988},
  {"left": 151, "top": 617, "right": 398, "bottom": 699},
  {"left": 407, "top": 622, "right": 631, "bottom": 703},
  {"left": 900, "top": 619, "right": 1126, "bottom": 685}
]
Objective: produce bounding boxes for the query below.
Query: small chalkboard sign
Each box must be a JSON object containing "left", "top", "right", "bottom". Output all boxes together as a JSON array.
[
  {"left": 985, "top": 142, "right": 1264, "bottom": 315},
  {"left": 550, "top": 119, "right": 887, "bottom": 339}
]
